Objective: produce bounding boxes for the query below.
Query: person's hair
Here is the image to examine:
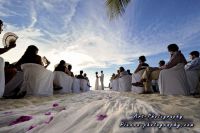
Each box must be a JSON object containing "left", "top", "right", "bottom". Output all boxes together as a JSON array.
[
  {"left": 167, "top": 44, "right": 179, "bottom": 52},
  {"left": 190, "top": 51, "right": 199, "bottom": 57},
  {"left": 139, "top": 56, "right": 146, "bottom": 62},
  {"left": 20, "top": 45, "right": 39, "bottom": 61},
  {"left": 95, "top": 72, "right": 98, "bottom": 74},
  {"left": 117, "top": 70, "right": 120, "bottom": 73},
  {"left": 24, "top": 45, "right": 38, "bottom": 56},
  {"left": 127, "top": 69, "right": 130, "bottom": 73},
  {"left": 159, "top": 60, "right": 165, "bottom": 66},
  {"left": 101, "top": 70, "right": 103, "bottom": 73},
  {"left": 59, "top": 60, "right": 66, "bottom": 66},
  {"left": 84, "top": 73, "right": 87, "bottom": 76},
  {"left": 80, "top": 70, "right": 83, "bottom": 74},
  {"left": 0, "top": 20, "right": 3, "bottom": 25},
  {"left": 119, "top": 67, "right": 125, "bottom": 72},
  {"left": 68, "top": 65, "right": 72, "bottom": 71}
]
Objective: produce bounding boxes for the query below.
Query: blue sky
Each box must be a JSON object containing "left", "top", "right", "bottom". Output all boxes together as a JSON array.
[{"left": 0, "top": 0, "right": 200, "bottom": 88}]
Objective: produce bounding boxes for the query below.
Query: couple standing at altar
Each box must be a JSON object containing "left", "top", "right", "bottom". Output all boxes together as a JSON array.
[{"left": 95, "top": 71, "right": 104, "bottom": 90}]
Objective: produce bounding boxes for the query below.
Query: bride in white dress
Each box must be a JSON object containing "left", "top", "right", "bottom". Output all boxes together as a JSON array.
[{"left": 94, "top": 72, "right": 99, "bottom": 90}]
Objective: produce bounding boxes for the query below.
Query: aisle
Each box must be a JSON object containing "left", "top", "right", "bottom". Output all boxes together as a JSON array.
[{"left": 0, "top": 91, "right": 198, "bottom": 133}]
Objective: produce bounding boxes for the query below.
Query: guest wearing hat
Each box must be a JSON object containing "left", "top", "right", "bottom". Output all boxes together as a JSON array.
[{"left": 0, "top": 20, "right": 16, "bottom": 55}]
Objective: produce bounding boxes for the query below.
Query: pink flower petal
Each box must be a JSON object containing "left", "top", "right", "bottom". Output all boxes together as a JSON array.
[
  {"left": 53, "top": 103, "right": 59, "bottom": 107},
  {"left": 9, "top": 116, "right": 33, "bottom": 126},
  {"left": 44, "top": 112, "right": 51, "bottom": 115},
  {"left": 28, "top": 125, "right": 36, "bottom": 131},
  {"left": 96, "top": 114, "right": 107, "bottom": 121}
]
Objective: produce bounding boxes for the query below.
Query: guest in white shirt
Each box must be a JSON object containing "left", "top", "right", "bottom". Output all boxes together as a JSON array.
[
  {"left": 185, "top": 51, "right": 200, "bottom": 95},
  {"left": 185, "top": 51, "right": 200, "bottom": 71}
]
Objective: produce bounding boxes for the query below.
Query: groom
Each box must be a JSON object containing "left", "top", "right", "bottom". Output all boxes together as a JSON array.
[{"left": 100, "top": 71, "right": 104, "bottom": 90}]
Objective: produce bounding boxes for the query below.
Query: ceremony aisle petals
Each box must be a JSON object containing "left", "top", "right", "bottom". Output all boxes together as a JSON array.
[
  {"left": 9, "top": 116, "right": 33, "bottom": 126},
  {"left": 96, "top": 114, "right": 108, "bottom": 121},
  {"left": 44, "top": 112, "right": 51, "bottom": 115},
  {"left": 52, "top": 103, "right": 59, "bottom": 107},
  {"left": 27, "top": 125, "right": 36, "bottom": 131}
]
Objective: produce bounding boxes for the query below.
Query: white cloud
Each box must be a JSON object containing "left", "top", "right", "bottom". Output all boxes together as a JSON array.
[{"left": 1, "top": 0, "right": 200, "bottom": 88}]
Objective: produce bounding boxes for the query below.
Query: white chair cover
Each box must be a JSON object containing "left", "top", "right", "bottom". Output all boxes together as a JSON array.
[
  {"left": 54, "top": 71, "right": 73, "bottom": 93},
  {"left": 72, "top": 78, "right": 80, "bottom": 93},
  {"left": 4, "top": 71, "right": 23, "bottom": 97},
  {"left": 20, "top": 63, "right": 53, "bottom": 96},
  {"left": 112, "top": 79, "right": 119, "bottom": 91},
  {"left": 0, "top": 57, "right": 5, "bottom": 98},
  {"left": 131, "top": 72, "right": 144, "bottom": 94},
  {"left": 80, "top": 79, "right": 89, "bottom": 92},
  {"left": 158, "top": 63, "right": 190, "bottom": 95},
  {"left": 109, "top": 81, "right": 112, "bottom": 90},
  {"left": 118, "top": 75, "right": 132, "bottom": 92},
  {"left": 198, "top": 70, "right": 200, "bottom": 93},
  {"left": 186, "top": 70, "right": 199, "bottom": 94}
]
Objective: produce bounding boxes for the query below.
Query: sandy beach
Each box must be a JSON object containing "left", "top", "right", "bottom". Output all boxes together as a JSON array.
[{"left": 0, "top": 90, "right": 200, "bottom": 133}]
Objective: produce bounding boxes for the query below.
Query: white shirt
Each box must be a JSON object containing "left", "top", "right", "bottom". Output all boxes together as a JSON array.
[{"left": 185, "top": 57, "right": 200, "bottom": 71}]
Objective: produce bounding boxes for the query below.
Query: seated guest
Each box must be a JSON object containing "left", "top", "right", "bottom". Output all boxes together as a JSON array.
[
  {"left": 185, "top": 51, "right": 200, "bottom": 95},
  {"left": 119, "top": 67, "right": 128, "bottom": 77},
  {"left": 127, "top": 69, "right": 132, "bottom": 75},
  {"left": 131, "top": 56, "right": 149, "bottom": 93},
  {"left": 84, "top": 73, "right": 89, "bottom": 81},
  {"left": 77, "top": 70, "right": 84, "bottom": 79},
  {"left": 114, "top": 70, "right": 120, "bottom": 79},
  {"left": 185, "top": 51, "right": 200, "bottom": 70},
  {"left": 15, "top": 45, "right": 50, "bottom": 70},
  {"left": 132, "top": 60, "right": 165, "bottom": 92},
  {"left": 0, "top": 19, "right": 16, "bottom": 98},
  {"left": 67, "top": 65, "right": 74, "bottom": 77},
  {"left": 55, "top": 60, "right": 67, "bottom": 73},
  {"left": 118, "top": 67, "right": 132, "bottom": 91},
  {"left": 134, "top": 56, "right": 149, "bottom": 74},
  {"left": 111, "top": 73, "right": 116, "bottom": 79},
  {"left": 5, "top": 45, "right": 51, "bottom": 98},
  {"left": 4, "top": 62, "right": 17, "bottom": 84},
  {"left": 161, "top": 44, "right": 187, "bottom": 69},
  {"left": 84, "top": 73, "right": 91, "bottom": 87},
  {"left": 158, "top": 44, "right": 189, "bottom": 95}
]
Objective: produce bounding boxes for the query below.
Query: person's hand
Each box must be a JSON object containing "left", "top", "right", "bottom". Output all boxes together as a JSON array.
[
  {"left": 46, "top": 58, "right": 50, "bottom": 65},
  {"left": 8, "top": 40, "right": 16, "bottom": 49}
]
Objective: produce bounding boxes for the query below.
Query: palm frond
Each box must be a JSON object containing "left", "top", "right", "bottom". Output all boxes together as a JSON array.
[{"left": 106, "top": 0, "right": 131, "bottom": 20}]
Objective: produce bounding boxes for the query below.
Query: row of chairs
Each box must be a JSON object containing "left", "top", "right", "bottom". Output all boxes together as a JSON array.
[
  {"left": 1, "top": 62, "right": 90, "bottom": 97},
  {"left": 110, "top": 63, "right": 200, "bottom": 95}
]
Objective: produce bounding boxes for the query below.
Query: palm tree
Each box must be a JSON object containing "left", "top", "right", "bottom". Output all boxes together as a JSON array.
[{"left": 106, "top": 0, "right": 131, "bottom": 19}]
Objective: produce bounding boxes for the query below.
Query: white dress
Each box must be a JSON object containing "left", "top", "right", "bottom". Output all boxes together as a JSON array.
[{"left": 94, "top": 75, "right": 99, "bottom": 90}]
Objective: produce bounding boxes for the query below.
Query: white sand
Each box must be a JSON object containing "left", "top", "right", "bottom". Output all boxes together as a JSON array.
[{"left": 0, "top": 90, "right": 200, "bottom": 133}]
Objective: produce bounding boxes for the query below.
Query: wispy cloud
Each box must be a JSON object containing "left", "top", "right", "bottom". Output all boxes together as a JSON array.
[{"left": 1, "top": 0, "right": 200, "bottom": 87}]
